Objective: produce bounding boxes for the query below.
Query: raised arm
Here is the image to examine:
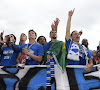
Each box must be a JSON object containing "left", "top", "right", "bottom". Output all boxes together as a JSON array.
[
  {"left": 66, "top": 9, "right": 75, "bottom": 40},
  {"left": 54, "top": 18, "right": 60, "bottom": 32},
  {"left": 10, "top": 35, "right": 20, "bottom": 52}
]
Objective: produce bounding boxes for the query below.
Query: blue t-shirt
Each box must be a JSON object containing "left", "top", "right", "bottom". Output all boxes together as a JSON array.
[
  {"left": 44, "top": 41, "right": 53, "bottom": 51},
  {"left": 66, "top": 38, "right": 90, "bottom": 65},
  {"left": 20, "top": 43, "right": 44, "bottom": 65},
  {"left": 1, "top": 46, "right": 19, "bottom": 66}
]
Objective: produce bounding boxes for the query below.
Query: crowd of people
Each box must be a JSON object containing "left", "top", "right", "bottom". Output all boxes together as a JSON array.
[{"left": 0, "top": 9, "right": 100, "bottom": 71}]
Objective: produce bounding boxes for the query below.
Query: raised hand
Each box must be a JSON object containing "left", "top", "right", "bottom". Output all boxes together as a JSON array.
[
  {"left": 68, "top": 8, "right": 75, "bottom": 17},
  {"left": 1, "top": 30, "right": 4, "bottom": 37},
  {"left": 54, "top": 18, "right": 60, "bottom": 27},
  {"left": 51, "top": 23, "right": 55, "bottom": 30},
  {"left": 0, "top": 30, "right": 4, "bottom": 41},
  {"left": 66, "top": 8, "right": 75, "bottom": 40},
  {"left": 51, "top": 18, "right": 60, "bottom": 32}
]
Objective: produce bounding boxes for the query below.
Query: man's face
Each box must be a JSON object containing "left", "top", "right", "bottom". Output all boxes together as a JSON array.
[
  {"left": 71, "top": 31, "right": 80, "bottom": 43},
  {"left": 28, "top": 31, "right": 36, "bottom": 39},
  {"left": 20, "top": 33, "right": 27, "bottom": 41},
  {"left": 50, "top": 30, "right": 57, "bottom": 39},
  {"left": 9, "top": 34, "right": 16, "bottom": 42},
  {"left": 38, "top": 37, "right": 46, "bottom": 45}
]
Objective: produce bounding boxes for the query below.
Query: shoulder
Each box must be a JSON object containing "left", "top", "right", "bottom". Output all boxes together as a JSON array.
[
  {"left": 44, "top": 42, "right": 50, "bottom": 46},
  {"left": 34, "top": 43, "right": 43, "bottom": 48},
  {"left": 20, "top": 44, "right": 27, "bottom": 48}
]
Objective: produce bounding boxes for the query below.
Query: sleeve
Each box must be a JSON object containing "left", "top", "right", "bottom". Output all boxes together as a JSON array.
[
  {"left": 0, "top": 43, "right": 3, "bottom": 55},
  {"left": 38, "top": 44, "right": 44, "bottom": 56},
  {"left": 11, "top": 42, "right": 20, "bottom": 52},
  {"left": 44, "top": 43, "right": 48, "bottom": 51},
  {"left": 20, "top": 44, "right": 26, "bottom": 53},
  {"left": 65, "top": 38, "right": 72, "bottom": 53},
  {"left": 87, "top": 51, "right": 91, "bottom": 58}
]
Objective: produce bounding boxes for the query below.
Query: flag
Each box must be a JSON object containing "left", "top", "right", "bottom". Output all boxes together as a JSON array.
[
  {"left": 0, "top": 65, "right": 100, "bottom": 90},
  {"left": 49, "top": 40, "right": 68, "bottom": 72}
]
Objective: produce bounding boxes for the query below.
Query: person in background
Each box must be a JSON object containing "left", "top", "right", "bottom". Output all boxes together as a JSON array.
[
  {"left": 65, "top": 9, "right": 93, "bottom": 72},
  {"left": 19, "top": 33, "right": 27, "bottom": 45},
  {"left": 93, "top": 46, "right": 100, "bottom": 65},
  {"left": 37, "top": 36, "right": 47, "bottom": 46},
  {"left": 81, "top": 38, "right": 93, "bottom": 65},
  {"left": 0, "top": 32, "right": 19, "bottom": 66}
]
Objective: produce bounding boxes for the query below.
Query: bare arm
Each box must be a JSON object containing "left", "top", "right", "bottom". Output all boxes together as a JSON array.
[
  {"left": 84, "top": 58, "right": 93, "bottom": 72},
  {"left": 16, "top": 52, "right": 22, "bottom": 63},
  {"left": 66, "top": 9, "right": 75, "bottom": 40}
]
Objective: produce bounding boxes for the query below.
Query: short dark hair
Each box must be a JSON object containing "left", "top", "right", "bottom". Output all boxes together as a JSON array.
[
  {"left": 28, "top": 29, "right": 37, "bottom": 37},
  {"left": 37, "top": 36, "right": 46, "bottom": 42},
  {"left": 82, "top": 39, "right": 88, "bottom": 44},
  {"left": 70, "top": 31, "right": 76, "bottom": 37}
]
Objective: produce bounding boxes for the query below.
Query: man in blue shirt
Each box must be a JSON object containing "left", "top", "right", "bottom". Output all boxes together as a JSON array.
[
  {"left": 16, "top": 29, "right": 44, "bottom": 65},
  {"left": 0, "top": 34, "right": 19, "bottom": 66},
  {"left": 65, "top": 9, "right": 93, "bottom": 72}
]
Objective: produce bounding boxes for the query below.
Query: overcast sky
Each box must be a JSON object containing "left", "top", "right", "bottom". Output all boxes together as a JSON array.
[{"left": 0, "top": 0, "right": 100, "bottom": 50}]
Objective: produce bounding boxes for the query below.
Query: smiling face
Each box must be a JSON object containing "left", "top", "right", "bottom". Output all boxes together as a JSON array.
[
  {"left": 37, "top": 36, "right": 46, "bottom": 45},
  {"left": 71, "top": 31, "right": 80, "bottom": 43}
]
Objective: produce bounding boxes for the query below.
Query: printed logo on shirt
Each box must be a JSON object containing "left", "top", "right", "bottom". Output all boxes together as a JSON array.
[
  {"left": 4, "top": 56, "right": 9, "bottom": 59},
  {"left": 3, "top": 50, "right": 14, "bottom": 59},
  {"left": 3, "top": 50, "right": 14, "bottom": 55}
]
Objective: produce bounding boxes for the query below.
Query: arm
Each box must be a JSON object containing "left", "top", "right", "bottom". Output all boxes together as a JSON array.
[
  {"left": 22, "top": 48, "right": 43, "bottom": 63},
  {"left": 51, "top": 18, "right": 60, "bottom": 32},
  {"left": 66, "top": 9, "right": 75, "bottom": 40},
  {"left": 16, "top": 52, "right": 22, "bottom": 63},
  {"left": 0, "top": 35, "right": 4, "bottom": 55},
  {"left": 84, "top": 58, "right": 93, "bottom": 72},
  {"left": 54, "top": 18, "right": 60, "bottom": 32},
  {"left": 10, "top": 35, "right": 20, "bottom": 52},
  {"left": 0, "top": 43, "right": 3, "bottom": 55},
  {"left": 11, "top": 42, "right": 20, "bottom": 52}
]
